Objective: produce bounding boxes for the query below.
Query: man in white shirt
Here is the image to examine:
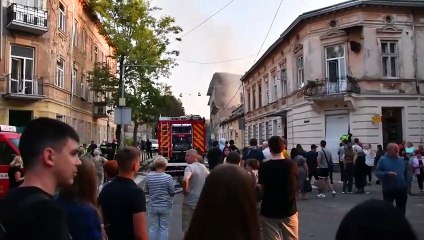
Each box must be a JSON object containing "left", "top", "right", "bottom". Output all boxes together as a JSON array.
[{"left": 262, "top": 141, "right": 272, "bottom": 162}]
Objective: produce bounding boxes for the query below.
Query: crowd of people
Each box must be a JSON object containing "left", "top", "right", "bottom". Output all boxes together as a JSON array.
[{"left": 0, "top": 117, "right": 420, "bottom": 240}]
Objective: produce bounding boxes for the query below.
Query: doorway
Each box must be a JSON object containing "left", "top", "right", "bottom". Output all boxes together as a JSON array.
[
  {"left": 382, "top": 107, "right": 403, "bottom": 148},
  {"left": 325, "top": 114, "right": 349, "bottom": 163},
  {"left": 9, "top": 110, "right": 32, "bottom": 133}
]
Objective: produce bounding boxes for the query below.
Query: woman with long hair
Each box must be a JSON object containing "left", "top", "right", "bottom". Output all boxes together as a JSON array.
[
  {"left": 222, "top": 146, "right": 231, "bottom": 164},
  {"left": 342, "top": 145, "right": 355, "bottom": 194},
  {"left": 56, "top": 157, "right": 104, "bottom": 240},
  {"left": 185, "top": 164, "right": 260, "bottom": 240},
  {"left": 8, "top": 155, "right": 24, "bottom": 189}
]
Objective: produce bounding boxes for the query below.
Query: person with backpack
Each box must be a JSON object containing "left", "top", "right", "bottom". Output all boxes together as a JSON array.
[
  {"left": 0, "top": 118, "right": 82, "bottom": 240},
  {"left": 241, "top": 138, "right": 265, "bottom": 167}
]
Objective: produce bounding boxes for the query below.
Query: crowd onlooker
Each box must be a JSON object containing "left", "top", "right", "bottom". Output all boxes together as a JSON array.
[
  {"left": 336, "top": 199, "right": 417, "bottom": 240},
  {"left": 8, "top": 155, "right": 25, "bottom": 189},
  {"left": 185, "top": 164, "right": 260, "bottom": 240},
  {"left": 0, "top": 117, "right": 81, "bottom": 239},
  {"left": 259, "top": 136, "right": 299, "bottom": 240},
  {"left": 316, "top": 140, "right": 335, "bottom": 198},
  {"left": 376, "top": 143, "right": 409, "bottom": 216},
  {"left": 57, "top": 157, "right": 104, "bottom": 240},
  {"left": 93, "top": 149, "right": 108, "bottom": 186},
  {"left": 144, "top": 157, "right": 175, "bottom": 240},
  {"left": 182, "top": 149, "right": 209, "bottom": 235},
  {"left": 412, "top": 150, "right": 424, "bottom": 193},
  {"left": 99, "top": 147, "right": 148, "bottom": 240}
]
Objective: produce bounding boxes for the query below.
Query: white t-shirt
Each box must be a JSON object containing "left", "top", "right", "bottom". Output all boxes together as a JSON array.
[
  {"left": 183, "top": 162, "right": 209, "bottom": 207},
  {"left": 364, "top": 149, "right": 374, "bottom": 167},
  {"left": 263, "top": 147, "right": 272, "bottom": 162}
]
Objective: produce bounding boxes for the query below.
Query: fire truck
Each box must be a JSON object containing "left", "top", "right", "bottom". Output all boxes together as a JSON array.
[
  {"left": 0, "top": 125, "right": 21, "bottom": 198},
  {"left": 157, "top": 115, "right": 206, "bottom": 176}
]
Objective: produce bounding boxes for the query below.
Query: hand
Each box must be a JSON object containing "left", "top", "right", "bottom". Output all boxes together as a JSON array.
[
  {"left": 306, "top": 178, "right": 310, "bottom": 181},
  {"left": 387, "top": 171, "right": 397, "bottom": 176}
]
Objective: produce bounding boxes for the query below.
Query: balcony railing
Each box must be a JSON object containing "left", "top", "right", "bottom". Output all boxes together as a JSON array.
[
  {"left": 4, "top": 74, "right": 44, "bottom": 100},
  {"left": 303, "top": 76, "right": 360, "bottom": 97},
  {"left": 6, "top": 3, "right": 48, "bottom": 35}
]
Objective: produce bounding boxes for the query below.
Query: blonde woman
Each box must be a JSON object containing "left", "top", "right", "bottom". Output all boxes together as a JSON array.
[
  {"left": 144, "top": 156, "right": 175, "bottom": 240},
  {"left": 8, "top": 155, "right": 24, "bottom": 189}
]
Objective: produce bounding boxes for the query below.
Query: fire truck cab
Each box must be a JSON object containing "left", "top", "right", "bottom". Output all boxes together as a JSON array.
[
  {"left": 157, "top": 115, "right": 206, "bottom": 176},
  {"left": 0, "top": 125, "right": 21, "bottom": 198}
]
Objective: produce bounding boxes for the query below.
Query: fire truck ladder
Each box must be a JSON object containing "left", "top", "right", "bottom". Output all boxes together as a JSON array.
[{"left": 160, "top": 122, "right": 170, "bottom": 158}]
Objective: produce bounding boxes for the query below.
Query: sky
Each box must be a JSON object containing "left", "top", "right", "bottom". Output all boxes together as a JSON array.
[{"left": 152, "top": 0, "right": 346, "bottom": 118}]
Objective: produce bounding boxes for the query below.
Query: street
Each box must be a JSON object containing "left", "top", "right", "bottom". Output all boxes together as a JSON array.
[{"left": 159, "top": 177, "right": 424, "bottom": 240}]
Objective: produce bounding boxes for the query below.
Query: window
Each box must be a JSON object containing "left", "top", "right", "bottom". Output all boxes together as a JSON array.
[
  {"left": 265, "top": 121, "right": 270, "bottom": 141},
  {"left": 326, "top": 44, "right": 346, "bottom": 82},
  {"left": 258, "top": 83, "right": 262, "bottom": 108},
  {"left": 297, "top": 56, "right": 304, "bottom": 89},
  {"left": 272, "top": 119, "right": 278, "bottom": 136},
  {"left": 94, "top": 45, "right": 98, "bottom": 63},
  {"left": 58, "top": 2, "right": 66, "bottom": 32},
  {"left": 72, "top": 20, "right": 78, "bottom": 47},
  {"left": 381, "top": 41, "right": 398, "bottom": 77},
  {"left": 82, "top": 30, "right": 86, "bottom": 52},
  {"left": 72, "top": 67, "right": 77, "bottom": 95},
  {"left": 10, "top": 45, "right": 34, "bottom": 94},
  {"left": 280, "top": 68, "right": 287, "bottom": 97},
  {"left": 272, "top": 75, "right": 277, "bottom": 102},
  {"left": 56, "top": 58, "right": 64, "bottom": 88},
  {"left": 247, "top": 89, "right": 251, "bottom": 111},
  {"left": 264, "top": 77, "right": 269, "bottom": 105},
  {"left": 89, "top": 38, "right": 93, "bottom": 60},
  {"left": 252, "top": 87, "right": 256, "bottom": 110},
  {"left": 56, "top": 114, "right": 64, "bottom": 122},
  {"left": 0, "top": 143, "right": 17, "bottom": 165},
  {"left": 81, "top": 74, "right": 86, "bottom": 99},
  {"left": 253, "top": 124, "right": 258, "bottom": 140}
]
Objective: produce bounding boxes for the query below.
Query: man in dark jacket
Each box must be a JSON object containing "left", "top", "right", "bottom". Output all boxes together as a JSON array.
[
  {"left": 242, "top": 138, "right": 265, "bottom": 167},
  {"left": 206, "top": 141, "right": 223, "bottom": 170}
]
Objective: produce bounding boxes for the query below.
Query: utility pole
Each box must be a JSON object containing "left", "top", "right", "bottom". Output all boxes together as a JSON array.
[{"left": 119, "top": 59, "right": 126, "bottom": 148}]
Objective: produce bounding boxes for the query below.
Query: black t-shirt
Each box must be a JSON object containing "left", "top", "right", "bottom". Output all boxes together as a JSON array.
[
  {"left": 229, "top": 144, "right": 240, "bottom": 154},
  {"left": 206, "top": 148, "right": 223, "bottom": 170},
  {"left": 99, "top": 176, "right": 146, "bottom": 240},
  {"left": 259, "top": 159, "right": 298, "bottom": 218},
  {"left": 7, "top": 166, "right": 24, "bottom": 189},
  {"left": 305, "top": 151, "right": 318, "bottom": 167},
  {"left": 0, "top": 187, "right": 70, "bottom": 240}
]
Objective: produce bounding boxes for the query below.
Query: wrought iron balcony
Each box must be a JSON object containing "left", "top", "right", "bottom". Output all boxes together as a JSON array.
[
  {"left": 303, "top": 76, "right": 360, "bottom": 97},
  {"left": 4, "top": 74, "right": 45, "bottom": 100},
  {"left": 6, "top": 3, "right": 48, "bottom": 35}
]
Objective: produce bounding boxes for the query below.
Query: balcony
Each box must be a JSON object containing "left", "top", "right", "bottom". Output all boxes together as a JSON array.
[
  {"left": 6, "top": 3, "right": 48, "bottom": 35},
  {"left": 4, "top": 74, "right": 45, "bottom": 101},
  {"left": 303, "top": 76, "right": 360, "bottom": 98}
]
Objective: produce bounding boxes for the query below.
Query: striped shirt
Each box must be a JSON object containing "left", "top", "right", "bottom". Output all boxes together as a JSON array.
[{"left": 144, "top": 172, "right": 175, "bottom": 207}]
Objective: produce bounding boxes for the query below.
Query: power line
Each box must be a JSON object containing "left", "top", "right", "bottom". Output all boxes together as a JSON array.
[
  {"left": 176, "top": 55, "right": 254, "bottom": 65},
  {"left": 252, "top": 0, "right": 284, "bottom": 64},
  {"left": 171, "top": 0, "right": 235, "bottom": 44}
]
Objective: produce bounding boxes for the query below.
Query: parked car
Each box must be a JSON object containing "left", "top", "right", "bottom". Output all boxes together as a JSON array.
[{"left": 150, "top": 139, "right": 158, "bottom": 152}]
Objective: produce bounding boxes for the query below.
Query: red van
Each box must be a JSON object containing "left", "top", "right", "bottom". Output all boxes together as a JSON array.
[{"left": 0, "top": 125, "right": 21, "bottom": 198}]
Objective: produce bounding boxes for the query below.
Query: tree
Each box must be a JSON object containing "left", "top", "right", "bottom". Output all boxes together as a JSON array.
[{"left": 88, "top": 0, "right": 182, "bottom": 145}]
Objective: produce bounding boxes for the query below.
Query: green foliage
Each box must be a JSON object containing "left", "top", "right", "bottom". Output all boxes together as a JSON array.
[
  {"left": 88, "top": 0, "right": 183, "bottom": 142},
  {"left": 86, "top": 63, "right": 117, "bottom": 102}
]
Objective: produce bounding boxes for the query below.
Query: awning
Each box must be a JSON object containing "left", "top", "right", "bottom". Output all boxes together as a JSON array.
[{"left": 266, "top": 109, "right": 288, "bottom": 117}]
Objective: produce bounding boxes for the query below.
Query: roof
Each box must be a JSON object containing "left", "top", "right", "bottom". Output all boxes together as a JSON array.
[
  {"left": 207, "top": 72, "right": 242, "bottom": 96},
  {"left": 240, "top": 0, "right": 424, "bottom": 82},
  {"left": 219, "top": 104, "right": 244, "bottom": 126}
]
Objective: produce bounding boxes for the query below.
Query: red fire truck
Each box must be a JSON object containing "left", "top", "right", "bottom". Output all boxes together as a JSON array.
[
  {"left": 157, "top": 115, "right": 206, "bottom": 175},
  {"left": 0, "top": 125, "right": 21, "bottom": 198}
]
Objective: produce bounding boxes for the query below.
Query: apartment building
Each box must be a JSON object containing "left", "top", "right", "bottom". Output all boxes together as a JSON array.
[
  {"left": 218, "top": 104, "right": 245, "bottom": 149},
  {"left": 242, "top": 0, "right": 424, "bottom": 158},
  {"left": 207, "top": 72, "right": 242, "bottom": 140},
  {"left": 0, "top": 0, "right": 116, "bottom": 144}
]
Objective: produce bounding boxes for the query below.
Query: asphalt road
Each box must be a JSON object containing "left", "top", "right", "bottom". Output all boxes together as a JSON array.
[{"left": 160, "top": 177, "right": 424, "bottom": 240}]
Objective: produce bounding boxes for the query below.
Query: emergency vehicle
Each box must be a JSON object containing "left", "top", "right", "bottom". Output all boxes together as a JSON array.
[
  {"left": 157, "top": 115, "right": 206, "bottom": 176},
  {"left": 0, "top": 125, "right": 21, "bottom": 198}
]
